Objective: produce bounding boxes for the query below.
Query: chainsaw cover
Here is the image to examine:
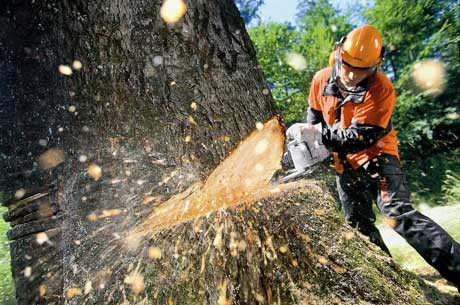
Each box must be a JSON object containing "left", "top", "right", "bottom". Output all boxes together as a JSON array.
[{"left": 280, "top": 123, "right": 330, "bottom": 182}]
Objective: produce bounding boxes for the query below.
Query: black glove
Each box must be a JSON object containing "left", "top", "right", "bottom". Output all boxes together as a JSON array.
[
  {"left": 321, "top": 126, "right": 335, "bottom": 149},
  {"left": 321, "top": 125, "right": 354, "bottom": 152},
  {"left": 322, "top": 123, "right": 390, "bottom": 154}
]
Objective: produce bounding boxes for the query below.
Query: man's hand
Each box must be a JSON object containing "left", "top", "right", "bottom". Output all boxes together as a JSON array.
[{"left": 321, "top": 122, "right": 391, "bottom": 154}]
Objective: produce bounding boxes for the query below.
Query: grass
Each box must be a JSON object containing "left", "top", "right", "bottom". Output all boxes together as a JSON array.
[
  {"left": 0, "top": 206, "right": 15, "bottom": 304},
  {"left": 377, "top": 149, "right": 460, "bottom": 271},
  {"left": 378, "top": 203, "right": 460, "bottom": 271}
]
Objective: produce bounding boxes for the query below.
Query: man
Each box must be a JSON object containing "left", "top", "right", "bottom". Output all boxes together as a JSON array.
[{"left": 302, "top": 25, "right": 460, "bottom": 288}]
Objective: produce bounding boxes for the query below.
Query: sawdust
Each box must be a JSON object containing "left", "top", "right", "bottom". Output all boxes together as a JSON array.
[{"left": 134, "top": 116, "right": 294, "bottom": 234}]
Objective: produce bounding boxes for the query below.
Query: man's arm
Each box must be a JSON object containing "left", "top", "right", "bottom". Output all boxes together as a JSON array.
[
  {"left": 322, "top": 77, "right": 396, "bottom": 154},
  {"left": 306, "top": 107, "right": 326, "bottom": 126},
  {"left": 306, "top": 70, "right": 328, "bottom": 126},
  {"left": 322, "top": 122, "right": 392, "bottom": 153}
]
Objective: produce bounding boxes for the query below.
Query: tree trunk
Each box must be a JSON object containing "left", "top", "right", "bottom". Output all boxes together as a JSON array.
[
  {"left": 1, "top": 0, "right": 276, "bottom": 303},
  {"left": 1, "top": 1, "right": 429, "bottom": 305}
]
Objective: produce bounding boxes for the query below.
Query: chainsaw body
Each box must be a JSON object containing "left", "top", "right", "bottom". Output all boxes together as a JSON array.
[{"left": 281, "top": 123, "right": 330, "bottom": 182}]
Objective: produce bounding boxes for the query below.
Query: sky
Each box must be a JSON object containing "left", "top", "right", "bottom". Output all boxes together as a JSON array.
[
  {"left": 258, "top": 0, "right": 298, "bottom": 23},
  {"left": 258, "top": 0, "right": 350, "bottom": 23}
]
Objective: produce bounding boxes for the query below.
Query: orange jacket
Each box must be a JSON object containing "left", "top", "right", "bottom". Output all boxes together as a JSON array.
[{"left": 308, "top": 67, "right": 399, "bottom": 170}]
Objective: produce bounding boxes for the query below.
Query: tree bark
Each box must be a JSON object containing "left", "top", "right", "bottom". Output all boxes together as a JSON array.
[
  {"left": 0, "top": 1, "right": 430, "bottom": 305},
  {"left": 1, "top": 1, "right": 276, "bottom": 304}
]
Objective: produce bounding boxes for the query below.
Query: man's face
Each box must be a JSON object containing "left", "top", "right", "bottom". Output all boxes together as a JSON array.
[{"left": 338, "top": 60, "right": 375, "bottom": 89}]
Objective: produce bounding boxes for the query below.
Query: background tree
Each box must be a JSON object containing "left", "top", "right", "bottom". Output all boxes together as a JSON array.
[
  {"left": 364, "top": 0, "right": 460, "bottom": 203},
  {"left": 0, "top": 0, "right": 439, "bottom": 304},
  {"left": 248, "top": 0, "right": 352, "bottom": 124},
  {"left": 234, "top": 0, "right": 265, "bottom": 25}
]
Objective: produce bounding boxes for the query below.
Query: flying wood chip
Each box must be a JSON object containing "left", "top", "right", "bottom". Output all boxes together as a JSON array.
[
  {"left": 125, "top": 273, "right": 145, "bottom": 294},
  {"left": 66, "top": 287, "right": 82, "bottom": 299},
  {"left": 39, "top": 284, "right": 47, "bottom": 297},
  {"left": 38, "top": 148, "right": 65, "bottom": 170},
  {"left": 160, "top": 0, "right": 187, "bottom": 23},
  {"left": 148, "top": 247, "right": 162, "bottom": 259},
  {"left": 58, "top": 64, "right": 72, "bottom": 76},
  {"left": 14, "top": 188, "right": 26, "bottom": 199},
  {"left": 88, "top": 163, "right": 102, "bottom": 180},
  {"left": 133, "top": 116, "right": 285, "bottom": 234},
  {"left": 279, "top": 245, "right": 288, "bottom": 253}
]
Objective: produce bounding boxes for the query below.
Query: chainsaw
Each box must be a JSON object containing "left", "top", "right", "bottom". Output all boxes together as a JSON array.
[{"left": 280, "top": 123, "right": 331, "bottom": 182}]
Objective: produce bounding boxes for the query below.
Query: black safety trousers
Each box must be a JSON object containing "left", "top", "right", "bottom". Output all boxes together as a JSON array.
[{"left": 336, "top": 153, "right": 460, "bottom": 286}]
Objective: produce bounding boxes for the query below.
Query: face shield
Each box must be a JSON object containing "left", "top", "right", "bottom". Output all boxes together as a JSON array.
[
  {"left": 324, "top": 26, "right": 384, "bottom": 103},
  {"left": 332, "top": 44, "right": 378, "bottom": 95}
]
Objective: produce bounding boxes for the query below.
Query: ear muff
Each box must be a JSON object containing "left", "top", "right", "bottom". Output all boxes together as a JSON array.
[
  {"left": 334, "top": 36, "right": 347, "bottom": 50},
  {"left": 380, "top": 46, "right": 386, "bottom": 61}
]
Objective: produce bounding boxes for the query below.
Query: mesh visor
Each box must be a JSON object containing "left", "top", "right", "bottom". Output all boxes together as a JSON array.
[{"left": 332, "top": 46, "right": 376, "bottom": 97}]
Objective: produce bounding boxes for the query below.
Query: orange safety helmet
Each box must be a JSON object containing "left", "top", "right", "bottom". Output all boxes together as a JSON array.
[{"left": 340, "top": 25, "right": 384, "bottom": 68}]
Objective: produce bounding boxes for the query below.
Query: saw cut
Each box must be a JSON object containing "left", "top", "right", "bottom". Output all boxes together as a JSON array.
[{"left": 135, "top": 116, "right": 285, "bottom": 234}]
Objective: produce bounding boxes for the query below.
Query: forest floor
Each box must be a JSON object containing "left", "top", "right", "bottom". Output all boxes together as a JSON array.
[
  {"left": 1, "top": 200, "right": 459, "bottom": 304},
  {"left": 378, "top": 204, "right": 460, "bottom": 305},
  {"left": 414, "top": 267, "right": 459, "bottom": 305}
]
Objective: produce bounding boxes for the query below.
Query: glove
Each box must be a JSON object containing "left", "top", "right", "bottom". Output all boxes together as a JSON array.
[
  {"left": 286, "top": 123, "right": 315, "bottom": 143},
  {"left": 321, "top": 126, "right": 334, "bottom": 148},
  {"left": 322, "top": 126, "right": 348, "bottom": 160}
]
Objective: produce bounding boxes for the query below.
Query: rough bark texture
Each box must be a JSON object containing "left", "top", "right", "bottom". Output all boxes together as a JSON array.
[
  {"left": 1, "top": 1, "right": 276, "bottom": 304},
  {"left": 0, "top": 1, "right": 435, "bottom": 305},
  {"left": 131, "top": 175, "right": 429, "bottom": 305},
  {"left": 0, "top": 0, "right": 276, "bottom": 200}
]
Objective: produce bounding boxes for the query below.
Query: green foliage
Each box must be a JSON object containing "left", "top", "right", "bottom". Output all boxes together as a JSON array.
[
  {"left": 364, "top": 0, "right": 460, "bottom": 159},
  {"left": 249, "top": 22, "right": 307, "bottom": 123},
  {"left": 248, "top": 0, "right": 352, "bottom": 125},
  {"left": 364, "top": 0, "right": 438, "bottom": 75},
  {"left": 0, "top": 206, "right": 15, "bottom": 304},
  {"left": 296, "top": 0, "right": 352, "bottom": 40},
  {"left": 442, "top": 170, "right": 460, "bottom": 205},
  {"left": 403, "top": 149, "right": 460, "bottom": 206}
]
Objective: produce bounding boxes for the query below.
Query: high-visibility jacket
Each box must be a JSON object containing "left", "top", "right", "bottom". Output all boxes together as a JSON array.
[{"left": 307, "top": 67, "right": 399, "bottom": 170}]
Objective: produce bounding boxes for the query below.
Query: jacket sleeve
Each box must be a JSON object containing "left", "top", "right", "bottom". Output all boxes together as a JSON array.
[
  {"left": 322, "top": 122, "right": 391, "bottom": 153},
  {"left": 306, "top": 71, "right": 326, "bottom": 125},
  {"left": 322, "top": 74, "right": 396, "bottom": 153},
  {"left": 307, "top": 107, "right": 325, "bottom": 125}
]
